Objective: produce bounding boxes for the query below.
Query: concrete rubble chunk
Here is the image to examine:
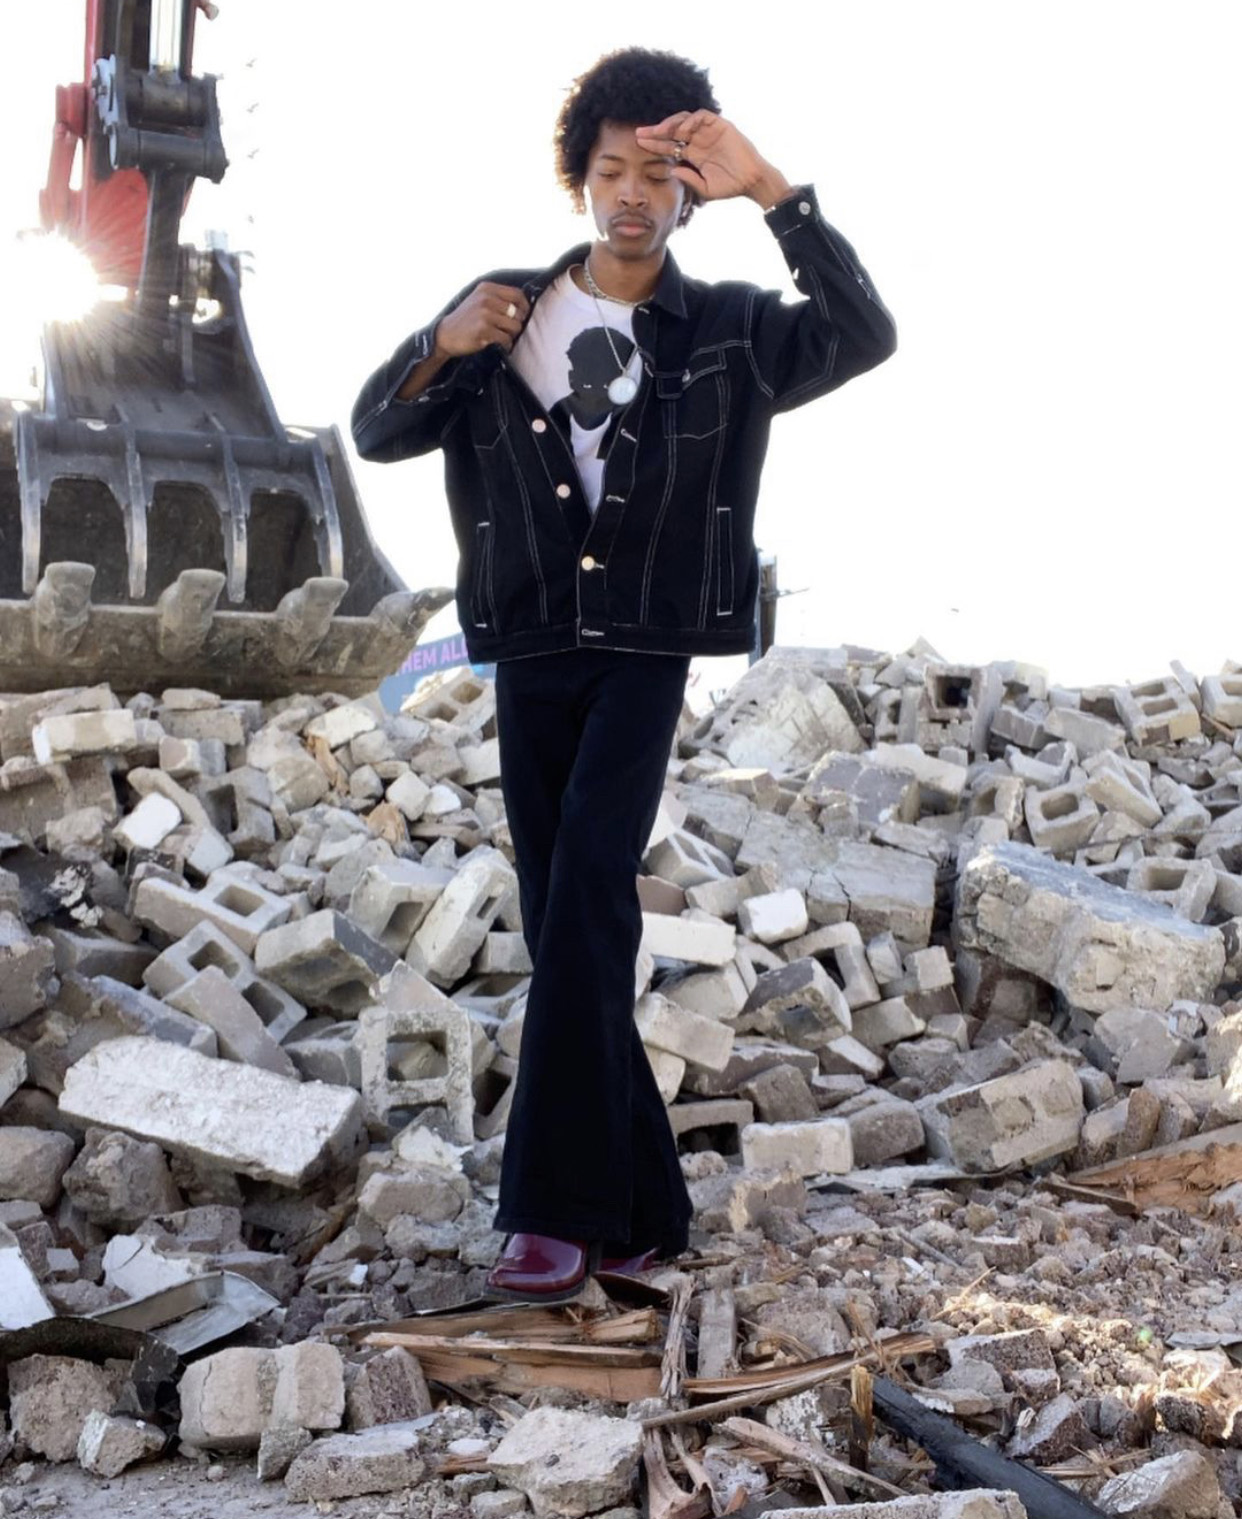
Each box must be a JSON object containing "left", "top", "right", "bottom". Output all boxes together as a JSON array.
[
  {"left": 346, "top": 1347, "right": 433, "bottom": 1429},
  {"left": 957, "top": 841, "right": 1225, "bottom": 1012},
  {"left": 0, "top": 912, "right": 57, "bottom": 1026},
  {"left": 179, "top": 1343, "right": 345, "bottom": 1450},
  {"left": 0, "top": 1126, "right": 76, "bottom": 1207},
  {"left": 8, "top": 1354, "right": 129, "bottom": 1463},
  {"left": 76, "top": 1410, "right": 165, "bottom": 1477},
  {"left": 32, "top": 708, "right": 137, "bottom": 763},
  {"left": 1097, "top": 1448, "right": 1222, "bottom": 1519},
  {"left": 62, "top": 1126, "right": 183, "bottom": 1227},
  {"left": 359, "top": 964, "right": 475, "bottom": 1141},
  {"left": 738, "top": 957, "right": 852, "bottom": 1043},
  {"left": 59, "top": 1036, "right": 363, "bottom": 1187},
  {"left": 284, "top": 1420, "right": 430, "bottom": 1501},
  {"left": 917, "top": 1059, "right": 1084, "bottom": 1171},
  {"left": 0, "top": 1221, "right": 55, "bottom": 1328},
  {"left": 488, "top": 1406, "right": 644, "bottom": 1519},
  {"left": 0, "top": 1035, "right": 27, "bottom": 1109}
]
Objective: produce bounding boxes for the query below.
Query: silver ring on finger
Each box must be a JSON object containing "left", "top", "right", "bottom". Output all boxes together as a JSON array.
[{"left": 505, "top": 302, "right": 517, "bottom": 319}]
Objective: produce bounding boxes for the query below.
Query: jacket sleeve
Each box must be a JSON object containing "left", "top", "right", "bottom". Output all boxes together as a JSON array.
[
  {"left": 746, "top": 184, "right": 897, "bottom": 413},
  {"left": 350, "top": 284, "right": 485, "bottom": 463}
]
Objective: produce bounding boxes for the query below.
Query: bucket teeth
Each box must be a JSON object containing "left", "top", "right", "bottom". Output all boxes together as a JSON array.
[
  {"left": 275, "top": 576, "right": 348, "bottom": 668},
  {"left": 34, "top": 561, "right": 95, "bottom": 659},
  {"left": 156, "top": 568, "right": 226, "bottom": 661}
]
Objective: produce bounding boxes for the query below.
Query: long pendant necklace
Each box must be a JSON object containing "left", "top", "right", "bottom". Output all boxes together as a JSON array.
[{"left": 582, "top": 257, "right": 640, "bottom": 406}]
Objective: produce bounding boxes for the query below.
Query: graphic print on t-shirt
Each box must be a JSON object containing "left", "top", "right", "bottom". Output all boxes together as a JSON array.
[
  {"left": 556, "top": 325, "right": 638, "bottom": 430},
  {"left": 510, "top": 270, "right": 643, "bottom": 512}
]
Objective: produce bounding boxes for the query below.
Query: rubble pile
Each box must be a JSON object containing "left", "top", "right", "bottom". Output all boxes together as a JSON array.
[{"left": 1, "top": 642, "right": 1242, "bottom": 1517}]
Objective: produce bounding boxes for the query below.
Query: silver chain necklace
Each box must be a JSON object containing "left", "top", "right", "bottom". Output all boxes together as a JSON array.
[{"left": 581, "top": 257, "right": 640, "bottom": 405}]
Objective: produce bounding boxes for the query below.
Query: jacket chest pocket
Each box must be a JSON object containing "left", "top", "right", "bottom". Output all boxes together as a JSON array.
[
  {"left": 470, "top": 370, "right": 509, "bottom": 452},
  {"left": 657, "top": 348, "right": 727, "bottom": 440}
]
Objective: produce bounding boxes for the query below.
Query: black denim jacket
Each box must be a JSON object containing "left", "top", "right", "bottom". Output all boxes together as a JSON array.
[{"left": 351, "top": 186, "right": 896, "bottom": 663}]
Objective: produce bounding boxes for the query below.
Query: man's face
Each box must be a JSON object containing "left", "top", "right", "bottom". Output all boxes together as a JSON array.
[{"left": 584, "top": 120, "right": 687, "bottom": 261}]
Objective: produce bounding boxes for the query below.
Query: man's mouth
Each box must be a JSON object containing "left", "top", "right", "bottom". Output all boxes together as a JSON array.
[{"left": 611, "top": 217, "right": 652, "bottom": 235}]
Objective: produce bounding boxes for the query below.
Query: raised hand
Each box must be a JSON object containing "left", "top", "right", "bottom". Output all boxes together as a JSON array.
[
  {"left": 435, "top": 282, "right": 531, "bottom": 358},
  {"left": 634, "top": 112, "right": 791, "bottom": 209}
]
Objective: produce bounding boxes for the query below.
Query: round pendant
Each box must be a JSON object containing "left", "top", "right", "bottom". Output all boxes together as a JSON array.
[{"left": 608, "top": 374, "right": 639, "bottom": 405}]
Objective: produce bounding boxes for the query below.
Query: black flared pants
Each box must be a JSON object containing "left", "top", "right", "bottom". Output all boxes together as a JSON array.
[{"left": 492, "top": 647, "right": 694, "bottom": 1253}]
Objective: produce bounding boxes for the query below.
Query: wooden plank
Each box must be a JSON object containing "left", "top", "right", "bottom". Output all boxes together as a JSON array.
[
  {"left": 1066, "top": 1121, "right": 1242, "bottom": 1213},
  {"left": 353, "top": 1305, "right": 660, "bottom": 1343},
  {"left": 364, "top": 1333, "right": 660, "bottom": 1367},
  {"left": 410, "top": 1349, "right": 661, "bottom": 1402},
  {"left": 695, "top": 1287, "right": 737, "bottom": 1380},
  {"left": 721, "top": 1416, "right": 906, "bottom": 1501}
]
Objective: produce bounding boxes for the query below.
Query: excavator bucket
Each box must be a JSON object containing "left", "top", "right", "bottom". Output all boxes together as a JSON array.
[
  {"left": 0, "top": 0, "right": 449, "bottom": 699},
  {"left": 0, "top": 247, "right": 449, "bottom": 698}
]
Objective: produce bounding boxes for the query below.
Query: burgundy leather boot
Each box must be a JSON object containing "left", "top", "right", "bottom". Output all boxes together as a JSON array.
[{"left": 485, "top": 1233, "right": 601, "bottom": 1304}]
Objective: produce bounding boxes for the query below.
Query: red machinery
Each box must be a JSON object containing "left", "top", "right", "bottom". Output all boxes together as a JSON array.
[{"left": 0, "top": 0, "right": 447, "bottom": 696}]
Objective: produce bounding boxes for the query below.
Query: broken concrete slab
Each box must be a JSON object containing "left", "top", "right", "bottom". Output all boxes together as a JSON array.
[
  {"left": 957, "top": 840, "right": 1225, "bottom": 1013},
  {"left": 59, "top": 1036, "right": 363, "bottom": 1187},
  {"left": 284, "top": 1419, "right": 430, "bottom": 1501}
]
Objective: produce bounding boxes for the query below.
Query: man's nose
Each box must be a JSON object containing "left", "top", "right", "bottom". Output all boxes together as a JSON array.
[{"left": 618, "top": 176, "right": 648, "bottom": 206}]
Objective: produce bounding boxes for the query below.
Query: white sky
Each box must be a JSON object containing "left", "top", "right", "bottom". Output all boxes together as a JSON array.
[{"left": 3, "top": 1, "right": 1240, "bottom": 691}]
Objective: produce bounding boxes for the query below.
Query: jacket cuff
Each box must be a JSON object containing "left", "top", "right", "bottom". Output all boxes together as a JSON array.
[
  {"left": 382, "top": 321, "right": 475, "bottom": 408},
  {"left": 763, "top": 183, "right": 820, "bottom": 236}
]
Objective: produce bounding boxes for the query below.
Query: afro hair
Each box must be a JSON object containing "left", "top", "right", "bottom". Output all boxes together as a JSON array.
[{"left": 554, "top": 48, "right": 720, "bottom": 223}]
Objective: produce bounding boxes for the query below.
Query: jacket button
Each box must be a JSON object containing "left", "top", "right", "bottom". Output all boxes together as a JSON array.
[
  {"left": 556, "top": 483, "right": 571, "bottom": 499},
  {"left": 581, "top": 555, "right": 597, "bottom": 571},
  {"left": 531, "top": 418, "right": 547, "bottom": 433},
  {"left": 798, "top": 200, "right": 812, "bottom": 215}
]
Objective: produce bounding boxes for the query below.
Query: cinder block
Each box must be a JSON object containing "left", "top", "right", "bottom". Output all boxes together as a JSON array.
[
  {"left": 1114, "top": 678, "right": 1201, "bottom": 745},
  {"left": 357, "top": 965, "right": 474, "bottom": 1142},
  {"left": 348, "top": 859, "right": 453, "bottom": 955},
  {"left": 1126, "top": 856, "right": 1217, "bottom": 923},
  {"left": 412, "top": 847, "right": 515, "bottom": 988},
  {"left": 738, "top": 957, "right": 851, "bottom": 1042},
  {"left": 644, "top": 829, "right": 732, "bottom": 888},
  {"left": 634, "top": 993, "right": 735, "bottom": 1072},
  {"left": 1023, "top": 782, "right": 1100, "bottom": 855},
  {"left": 143, "top": 922, "right": 306, "bottom": 1043},
  {"left": 256, "top": 910, "right": 396, "bottom": 1015},
  {"left": 917, "top": 1058, "right": 1085, "bottom": 1171},
  {"left": 167, "top": 966, "right": 298, "bottom": 1077},
  {"left": 740, "top": 1117, "right": 853, "bottom": 1177},
  {"left": 132, "top": 868, "right": 292, "bottom": 954},
  {"left": 640, "top": 912, "right": 735, "bottom": 967},
  {"left": 667, "top": 1099, "right": 753, "bottom": 1155},
  {"left": 113, "top": 793, "right": 181, "bottom": 853},
  {"left": 737, "top": 888, "right": 809, "bottom": 945},
  {"left": 782, "top": 920, "right": 880, "bottom": 1009},
  {"left": 1202, "top": 674, "right": 1242, "bottom": 729},
  {"left": 1082, "top": 751, "right": 1161, "bottom": 828},
  {"left": 662, "top": 959, "right": 751, "bottom": 1020},
  {"left": 32, "top": 709, "right": 137, "bottom": 763}
]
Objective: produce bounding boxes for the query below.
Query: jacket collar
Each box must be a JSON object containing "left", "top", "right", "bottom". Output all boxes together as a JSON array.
[{"left": 530, "top": 243, "right": 688, "bottom": 319}]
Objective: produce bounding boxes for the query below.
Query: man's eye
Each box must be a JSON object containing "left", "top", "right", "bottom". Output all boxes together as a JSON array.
[{"left": 597, "top": 171, "right": 619, "bottom": 179}]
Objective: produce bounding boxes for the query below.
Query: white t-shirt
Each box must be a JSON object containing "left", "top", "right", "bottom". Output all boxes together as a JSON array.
[{"left": 509, "top": 269, "right": 643, "bottom": 512}]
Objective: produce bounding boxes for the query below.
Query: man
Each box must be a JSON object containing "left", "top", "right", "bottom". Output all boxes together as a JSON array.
[{"left": 352, "top": 48, "right": 895, "bottom": 1302}]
